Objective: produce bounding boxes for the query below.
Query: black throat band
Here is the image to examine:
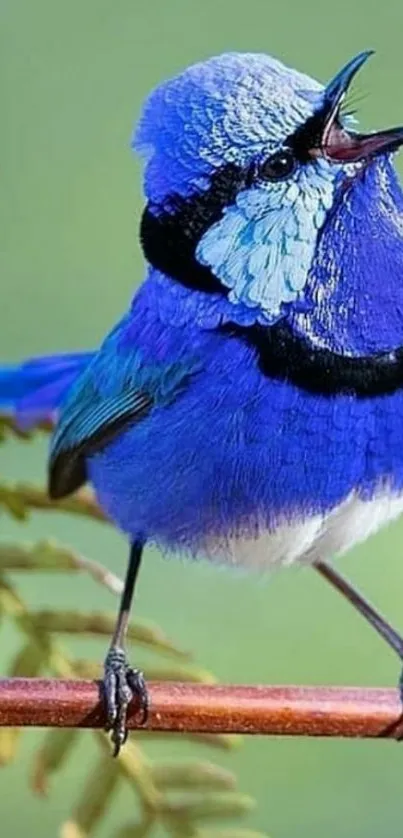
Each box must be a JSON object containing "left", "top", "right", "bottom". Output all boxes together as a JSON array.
[
  {"left": 220, "top": 321, "right": 403, "bottom": 398},
  {"left": 140, "top": 165, "right": 403, "bottom": 399}
]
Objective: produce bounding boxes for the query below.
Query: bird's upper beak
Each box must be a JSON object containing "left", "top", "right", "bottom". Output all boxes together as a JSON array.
[{"left": 311, "top": 51, "right": 403, "bottom": 164}]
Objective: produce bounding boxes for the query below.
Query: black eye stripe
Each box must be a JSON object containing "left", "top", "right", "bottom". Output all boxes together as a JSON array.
[
  {"left": 289, "top": 107, "right": 332, "bottom": 162},
  {"left": 259, "top": 148, "right": 296, "bottom": 181},
  {"left": 140, "top": 163, "right": 247, "bottom": 293}
]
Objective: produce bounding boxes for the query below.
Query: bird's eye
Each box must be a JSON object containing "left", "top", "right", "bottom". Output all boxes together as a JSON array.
[{"left": 259, "top": 149, "right": 296, "bottom": 181}]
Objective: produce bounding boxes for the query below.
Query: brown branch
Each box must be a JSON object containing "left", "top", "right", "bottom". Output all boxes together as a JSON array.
[
  {"left": 0, "top": 679, "right": 402, "bottom": 739},
  {"left": 0, "top": 413, "right": 54, "bottom": 438},
  {"left": 1, "top": 481, "right": 107, "bottom": 522}
]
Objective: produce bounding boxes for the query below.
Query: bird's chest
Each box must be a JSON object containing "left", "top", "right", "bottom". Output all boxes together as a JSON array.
[{"left": 89, "top": 355, "right": 403, "bottom": 554}]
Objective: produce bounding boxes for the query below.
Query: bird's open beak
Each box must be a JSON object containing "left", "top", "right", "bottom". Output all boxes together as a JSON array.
[{"left": 312, "top": 51, "right": 403, "bottom": 164}]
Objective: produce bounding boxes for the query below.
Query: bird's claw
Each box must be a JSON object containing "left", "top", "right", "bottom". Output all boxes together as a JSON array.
[{"left": 102, "top": 647, "right": 149, "bottom": 756}]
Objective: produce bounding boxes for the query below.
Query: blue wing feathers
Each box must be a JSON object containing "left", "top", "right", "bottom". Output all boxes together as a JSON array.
[
  {"left": 48, "top": 334, "right": 197, "bottom": 499},
  {"left": 49, "top": 384, "right": 153, "bottom": 499},
  {"left": 1, "top": 316, "right": 199, "bottom": 500}
]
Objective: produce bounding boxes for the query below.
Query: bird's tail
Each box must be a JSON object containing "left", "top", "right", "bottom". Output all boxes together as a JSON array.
[{"left": 0, "top": 351, "right": 94, "bottom": 427}]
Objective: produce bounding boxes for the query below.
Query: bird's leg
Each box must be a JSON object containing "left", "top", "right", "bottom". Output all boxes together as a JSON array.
[
  {"left": 102, "top": 540, "right": 148, "bottom": 756},
  {"left": 315, "top": 560, "right": 403, "bottom": 690}
]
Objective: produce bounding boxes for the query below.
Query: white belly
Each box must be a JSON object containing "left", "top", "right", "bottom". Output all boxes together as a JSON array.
[{"left": 206, "top": 489, "right": 403, "bottom": 571}]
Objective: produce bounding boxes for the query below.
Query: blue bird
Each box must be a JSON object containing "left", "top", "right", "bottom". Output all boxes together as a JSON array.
[{"left": 3, "top": 50, "right": 403, "bottom": 752}]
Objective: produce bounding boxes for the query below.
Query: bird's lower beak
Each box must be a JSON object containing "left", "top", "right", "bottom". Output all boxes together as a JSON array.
[{"left": 313, "top": 51, "right": 403, "bottom": 164}]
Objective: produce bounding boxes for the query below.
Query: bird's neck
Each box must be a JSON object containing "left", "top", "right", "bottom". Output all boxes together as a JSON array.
[
  {"left": 291, "top": 159, "right": 403, "bottom": 355},
  {"left": 140, "top": 159, "right": 403, "bottom": 357}
]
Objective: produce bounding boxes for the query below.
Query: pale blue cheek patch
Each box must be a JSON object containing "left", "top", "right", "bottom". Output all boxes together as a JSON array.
[{"left": 196, "top": 162, "right": 336, "bottom": 323}]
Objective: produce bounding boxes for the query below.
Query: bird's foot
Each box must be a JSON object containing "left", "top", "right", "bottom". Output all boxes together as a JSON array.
[{"left": 102, "top": 646, "right": 149, "bottom": 756}]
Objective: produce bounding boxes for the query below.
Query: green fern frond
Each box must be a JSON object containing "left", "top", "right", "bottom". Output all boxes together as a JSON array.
[{"left": 0, "top": 416, "right": 269, "bottom": 838}]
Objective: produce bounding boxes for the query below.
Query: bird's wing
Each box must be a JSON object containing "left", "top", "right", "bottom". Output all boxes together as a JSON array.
[
  {"left": 48, "top": 334, "right": 195, "bottom": 500},
  {"left": 49, "top": 374, "right": 152, "bottom": 499}
]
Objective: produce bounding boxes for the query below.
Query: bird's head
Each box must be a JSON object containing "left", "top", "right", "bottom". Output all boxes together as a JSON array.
[{"left": 134, "top": 51, "right": 403, "bottom": 341}]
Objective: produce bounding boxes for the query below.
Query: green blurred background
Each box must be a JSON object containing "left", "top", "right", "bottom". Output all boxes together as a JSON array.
[{"left": 3, "top": 0, "right": 403, "bottom": 835}]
